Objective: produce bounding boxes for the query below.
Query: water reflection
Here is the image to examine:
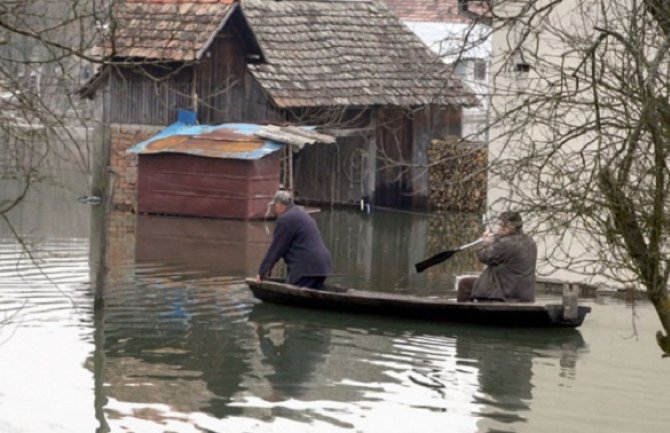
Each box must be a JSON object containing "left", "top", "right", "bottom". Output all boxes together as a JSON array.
[
  {"left": 455, "top": 328, "right": 586, "bottom": 431},
  {"left": 238, "top": 304, "right": 588, "bottom": 433},
  {"left": 85, "top": 208, "right": 588, "bottom": 432},
  {"left": 317, "top": 209, "right": 484, "bottom": 294},
  {"left": 1, "top": 189, "right": 591, "bottom": 433},
  {"left": 90, "top": 275, "right": 589, "bottom": 433},
  {"left": 126, "top": 209, "right": 485, "bottom": 296},
  {"left": 254, "top": 319, "right": 332, "bottom": 403},
  {"left": 5, "top": 145, "right": 670, "bottom": 433},
  {"left": 136, "top": 214, "right": 271, "bottom": 279},
  {"left": 0, "top": 236, "right": 97, "bottom": 433},
  {"left": 95, "top": 282, "right": 257, "bottom": 428}
]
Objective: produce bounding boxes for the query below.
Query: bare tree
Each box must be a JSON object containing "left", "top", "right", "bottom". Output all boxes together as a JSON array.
[
  {"left": 0, "top": 0, "right": 100, "bottom": 217},
  {"left": 472, "top": 0, "right": 670, "bottom": 355},
  {"left": 0, "top": 1, "right": 102, "bottom": 331},
  {"left": 0, "top": 0, "right": 102, "bottom": 237}
]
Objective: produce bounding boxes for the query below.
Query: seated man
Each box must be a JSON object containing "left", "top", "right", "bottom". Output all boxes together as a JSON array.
[
  {"left": 256, "top": 190, "right": 332, "bottom": 289},
  {"left": 470, "top": 211, "right": 537, "bottom": 302}
]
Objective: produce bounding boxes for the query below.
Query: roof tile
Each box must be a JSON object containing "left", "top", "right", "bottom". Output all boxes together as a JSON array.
[
  {"left": 91, "top": 0, "right": 477, "bottom": 108},
  {"left": 382, "top": 0, "right": 469, "bottom": 23},
  {"left": 244, "top": 0, "right": 476, "bottom": 108},
  {"left": 97, "top": 0, "right": 235, "bottom": 61}
]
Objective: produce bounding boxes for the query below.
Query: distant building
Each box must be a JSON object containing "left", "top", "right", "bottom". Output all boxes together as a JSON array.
[{"left": 384, "top": 0, "right": 491, "bottom": 142}]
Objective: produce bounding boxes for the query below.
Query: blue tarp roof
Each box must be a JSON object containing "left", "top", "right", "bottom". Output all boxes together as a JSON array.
[{"left": 127, "top": 122, "right": 284, "bottom": 160}]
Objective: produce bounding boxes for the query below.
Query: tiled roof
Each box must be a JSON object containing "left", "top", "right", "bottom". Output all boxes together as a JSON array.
[
  {"left": 243, "top": 0, "right": 478, "bottom": 108},
  {"left": 93, "top": 0, "right": 236, "bottom": 62},
  {"left": 85, "top": 0, "right": 477, "bottom": 108},
  {"left": 382, "top": 0, "right": 469, "bottom": 23}
]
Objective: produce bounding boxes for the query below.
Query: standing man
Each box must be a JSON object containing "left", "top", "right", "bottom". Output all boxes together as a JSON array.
[
  {"left": 471, "top": 211, "right": 537, "bottom": 302},
  {"left": 256, "top": 190, "right": 332, "bottom": 289}
]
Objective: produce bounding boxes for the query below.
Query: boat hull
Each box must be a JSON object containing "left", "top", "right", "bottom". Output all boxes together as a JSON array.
[{"left": 245, "top": 279, "right": 591, "bottom": 328}]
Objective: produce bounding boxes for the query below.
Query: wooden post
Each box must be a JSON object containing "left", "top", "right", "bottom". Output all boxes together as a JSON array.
[
  {"left": 562, "top": 283, "right": 579, "bottom": 321},
  {"left": 91, "top": 83, "right": 111, "bottom": 309},
  {"left": 367, "top": 112, "right": 377, "bottom": 202},
  {"left": 288, "top": 143, "right": 293, "bottom": 192},
  {"left": 191, "top": 67, "right": 198, "bottom": 113}
]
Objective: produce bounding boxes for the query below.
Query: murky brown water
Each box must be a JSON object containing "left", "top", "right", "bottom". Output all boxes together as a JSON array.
[{"left": 1, "top": 178, "right": 669, "bottom": 433}]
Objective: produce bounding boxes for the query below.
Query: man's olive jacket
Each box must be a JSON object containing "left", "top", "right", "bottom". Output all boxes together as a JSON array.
[{"left": 472, "top": 232, "right": 537, "bottom": 302}]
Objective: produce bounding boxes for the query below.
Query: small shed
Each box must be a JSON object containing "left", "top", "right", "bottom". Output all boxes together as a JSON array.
[{"left": 128, "top": 118, "right": 286, "bottom": 220}]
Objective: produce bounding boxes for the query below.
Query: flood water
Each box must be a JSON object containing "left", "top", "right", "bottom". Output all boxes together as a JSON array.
[{"left": 1, "top": 178, "right": 669, "bottom": 433}]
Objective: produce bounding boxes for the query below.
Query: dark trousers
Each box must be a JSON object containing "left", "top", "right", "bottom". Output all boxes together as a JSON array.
[
  {"left": 457, "top": 276, "right": 504, "bottom": 302},
  {"left": 293, "top": 276, "right": 326, "bottom": 289}
]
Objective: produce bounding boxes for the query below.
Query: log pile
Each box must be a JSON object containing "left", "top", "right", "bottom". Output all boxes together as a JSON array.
[{"left": 427, "top": 137, "right": 487, "bottom": 213}]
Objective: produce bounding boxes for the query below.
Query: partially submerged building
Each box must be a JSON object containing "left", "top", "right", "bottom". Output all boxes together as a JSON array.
[
  {"left": 127, "top": 110, "right": 332, "bottom": 219},
  {"left": 129, "top": 117, "right": 282, "bottom": 219},
  {"left": 80, "top": 0, "right": 478, "bottom": 214}
]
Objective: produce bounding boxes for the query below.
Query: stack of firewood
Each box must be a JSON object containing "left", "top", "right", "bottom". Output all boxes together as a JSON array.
[{"left": 427, "top": 137, "right": 487, "bottom": 213}]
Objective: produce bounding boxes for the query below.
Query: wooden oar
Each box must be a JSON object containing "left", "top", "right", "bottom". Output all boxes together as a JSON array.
[{"left": 414, "top": 238, "right": 484, "bottom": 273}]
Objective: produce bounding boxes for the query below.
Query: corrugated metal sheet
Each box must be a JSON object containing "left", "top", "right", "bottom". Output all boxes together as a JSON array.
[{"left": 128, "top": 122, "right": 284, "bottom": 160}]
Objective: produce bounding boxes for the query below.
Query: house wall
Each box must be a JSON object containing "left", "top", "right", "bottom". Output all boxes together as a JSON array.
[
  {"left": 374, "top": 107, "right": 415, "bottom": 208},
  {"left": 292, "top": 105, "right": 462, "bottom": 210},
  {"left": 106, "top": 29, "right": 282, "bottom": 126},
  {"left": 291, "top": 108, "right": 374, "bottom": 205},
  {"left": 486, "top": 0, "right": 625, "bottom": 284},
  {"left": 453, "top": 59, "right": 489, "bottom": 142},
  {"left": 375, "top": 105, "right": 462, "bottom": 209},
  {"left": 89, "top": 121, "right": 157, "bottom": 307},
  {"left": 293, "top": 132, "right": 372, "bottom": 205},
  {"left": 137, "top": 152, "right": 281, "bottom": 220},
  {"left": 109, "top": 124, "right": 161, "bottom": 212},
  {"left": 196, "top": 31, "right": 283, "bottom": 123}
]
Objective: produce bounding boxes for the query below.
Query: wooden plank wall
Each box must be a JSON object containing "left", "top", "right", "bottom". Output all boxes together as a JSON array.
[
  {"left": 374, "top": 107, "right": 414, "bottom": 208},
  {"left": 292, "top": 105, "right": 463, "bottom": 211},
  {"left": 372, "top": 105, "right": 461, "bottom": 210},
  {"left": 109, "top": 66, "right": 192, "bottom": 125},
  {"left": 108, "top": 30, "right": 282, "bottom": 126},
  {"left": 293, "top": 132, "right": 371, "bottom": 205},
  {"left": 196, "top": 33, "right": 281, "bottom": 123}
]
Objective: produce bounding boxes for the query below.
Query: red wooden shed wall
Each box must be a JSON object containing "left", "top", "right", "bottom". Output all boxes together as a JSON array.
[{"left": 137, "top": 152, "right": 280, "bottom": 220}]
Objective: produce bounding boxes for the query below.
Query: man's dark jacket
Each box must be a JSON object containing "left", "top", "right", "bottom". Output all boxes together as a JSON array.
[
  {"left": 472, "top": 231, "right": 537, "bottom": 302},
  {"left": 259, "top": 204, "right": 332, "bottom": 284}
]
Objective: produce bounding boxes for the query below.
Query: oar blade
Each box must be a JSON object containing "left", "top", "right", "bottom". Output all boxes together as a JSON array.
[{"left": 414, "top": 249, "right": 457, "bottom": 273}]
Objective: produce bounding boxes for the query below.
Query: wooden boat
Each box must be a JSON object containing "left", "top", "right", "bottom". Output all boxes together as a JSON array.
[{"left": 245, "top": 278, "right": 592, "bottom": 328}]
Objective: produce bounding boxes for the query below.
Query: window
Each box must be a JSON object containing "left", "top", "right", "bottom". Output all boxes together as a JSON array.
[
  {"left": 513, "top": 49, "right": 530, "bottom": 73},
  {"left": 474, "top": 59, "right": 487, "bottom": 80}
]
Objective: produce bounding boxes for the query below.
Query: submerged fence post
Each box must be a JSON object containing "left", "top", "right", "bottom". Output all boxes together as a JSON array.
[{"left": 562, "top": 283, "right": 579, "bottom": 321}]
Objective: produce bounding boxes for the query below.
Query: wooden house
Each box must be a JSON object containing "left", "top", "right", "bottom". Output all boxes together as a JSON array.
[{"left": 80, "top": 0, "right": 478, "bottom": 212}]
